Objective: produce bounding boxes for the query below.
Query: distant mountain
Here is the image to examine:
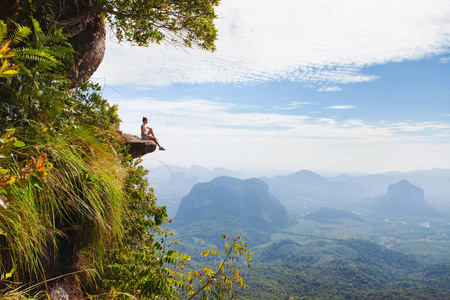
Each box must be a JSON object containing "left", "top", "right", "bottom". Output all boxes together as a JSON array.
[
  {"left": 374, "top": 180, "right": 436, "bottom": 216},
  {"left": 146, "top": 164, "right": 241, "bottom": 186},
  {"left": 174, "top": 176, "right": 289, "bottom": 245},
  {"left": 305, "top": 207, "right": 364, "bottom": 223},
  {"left": 331, "top": 168, "right": 450, "bottom": 197},
  {"left": 262, "top": 170, "right": 372, "bottom": 207}
]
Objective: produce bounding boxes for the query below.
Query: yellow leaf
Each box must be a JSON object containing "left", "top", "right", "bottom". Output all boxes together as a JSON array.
[
  {"left": 0, "top": 59, "right": 8, "bottom": 73},
  {"left": 1, "top": 69, "right": 19, "bottom": 75},
  {"left": 1, "top": 175, "right": 16, "bottom": 186},
  {"left": 36, "top": 153, "right": 47, "bottom": 168},
  {"left": 0, "top": 40, "right": 11, "bottom": 53},
  {"left": 1, "top": 265, "right": 16, "bottom": 280},
  {"left": 203, "top": 267, "right": 213, "bottom": 276}
]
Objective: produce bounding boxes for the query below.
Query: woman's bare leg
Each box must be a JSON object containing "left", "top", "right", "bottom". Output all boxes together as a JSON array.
[
  {"left": 147, "top": 128, "right": 165, "bottom": 150},
  {"left": 147, "top": 136, "right": 165, "bottom": 150}
]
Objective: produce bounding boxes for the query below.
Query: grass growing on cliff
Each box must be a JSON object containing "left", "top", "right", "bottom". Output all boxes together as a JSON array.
[
  {"left": 37, "top": 126, "right": 127, "bottom": 273},
  {"left": 0, "top": 125, "right": 129, "bottom": 282}
]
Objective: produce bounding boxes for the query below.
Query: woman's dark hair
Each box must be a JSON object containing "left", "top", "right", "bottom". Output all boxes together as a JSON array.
[{"left": 143, "top": 117, "right": 148, "bottom": 122}]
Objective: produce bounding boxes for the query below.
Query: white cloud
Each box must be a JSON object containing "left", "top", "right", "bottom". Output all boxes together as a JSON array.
[
  {"left": 325, "top": 105, "right": 355, "bottom": 109},
  {"left": 131, "top": 86, "right": 156, "bottom": 92},
  {"left": 272, "top": 101, "right": 314, "bottom": 110},
  {"left": 318, "top": 86, "right": 342, "bottom": 92},
  {"left": 93, "top": 0, "right": 450, "bottom": 87},
  {"left": 114, "top": 97, "right": 450, "bottom": 173},
  {"left": 388, "top": 122, "right": 450, "bottom": 132}
]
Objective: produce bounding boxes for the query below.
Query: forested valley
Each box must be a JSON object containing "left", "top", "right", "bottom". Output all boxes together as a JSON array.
[{"left": 156, "top": 171, "right": 450, "bottom": 299}]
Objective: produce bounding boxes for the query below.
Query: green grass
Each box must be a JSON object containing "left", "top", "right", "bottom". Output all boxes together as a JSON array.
[{"left": 1, "top": 126, "right": 128, "bottom": 282}]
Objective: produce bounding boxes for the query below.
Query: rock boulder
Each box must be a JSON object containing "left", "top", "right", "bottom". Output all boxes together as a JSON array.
[{"left": 121, "top": 133, "right": 157, "bottom": 158}]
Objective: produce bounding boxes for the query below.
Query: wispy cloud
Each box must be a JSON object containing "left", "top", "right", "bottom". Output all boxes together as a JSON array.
[
  {"left": 272, "top": 101, "right": 315, "bottom": 110},
  {"left": 116, "top": 98, "right": 448, "bottom": 142},
  {"left": 318, "top": 86, "right": 342, "bottom": 92},
  {"left": 94, "top": 0, "right": 450, "bottom": 87},
  {"left": 115, "top": 97, "right": 450, "bottom": 173},
  {"left": 325, "top": 105, "right": 355, "bottom": 109},
  {"left": 131, "top": 86, "right": 156, "bottom": 92},
  {"left": 388, "top": 122, "right": 450, "bottom": 132}
]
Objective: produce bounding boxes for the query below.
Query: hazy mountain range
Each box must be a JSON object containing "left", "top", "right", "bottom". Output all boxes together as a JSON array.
[
  {"left": 171, "top": 174, "right": 444, "bottom": 250},
  {"left": 331, "top": 168, "right": 450, "bottom": 198},
  {"left": 147, "top": 166, "right": 450, "bottom": 217},
  {"left": 261, "top": 170, "right": 373, "bottom": 208},
  {"left": 161, "top": 167, "right": 450, "bottom": 299}
]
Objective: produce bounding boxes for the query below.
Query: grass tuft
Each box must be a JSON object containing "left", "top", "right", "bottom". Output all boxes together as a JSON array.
[{"left": 1, "top": 125, "right": 128, "bottom": 284}]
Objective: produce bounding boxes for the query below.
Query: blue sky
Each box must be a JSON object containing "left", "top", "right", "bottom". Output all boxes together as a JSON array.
[{"left": 94, "top": 0, "right": 450, "bottom": 176}]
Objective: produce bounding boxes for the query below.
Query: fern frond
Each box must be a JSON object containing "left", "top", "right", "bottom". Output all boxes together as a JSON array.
[
  {"left": 10, "top": 26, "right": 32, "bottom": 48},
  {"left": 45, "top": 46, "right": 75, "bottom": 62},
  {"left": 15, "top": 48, "right": 58, "bottom": 66},
  {"left": 31, "top": 19, "right": 43, "bottom": 46}
]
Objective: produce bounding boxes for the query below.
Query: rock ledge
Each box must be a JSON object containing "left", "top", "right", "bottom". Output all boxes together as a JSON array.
[{"left": 120, "top": 133, "right": 157, "bottom": 158}]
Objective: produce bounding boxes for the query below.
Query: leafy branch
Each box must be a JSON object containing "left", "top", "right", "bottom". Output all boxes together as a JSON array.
[{"left": 185, "top": 235, "right": 253, "bottom": 300}]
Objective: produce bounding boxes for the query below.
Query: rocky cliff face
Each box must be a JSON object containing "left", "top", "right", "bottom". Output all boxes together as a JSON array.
[
  {"left": 0, "top": 0, "right": 106, "bottom": 84},
  {"left": 49, "top": 1, "right": 106, "bottom": 84}
]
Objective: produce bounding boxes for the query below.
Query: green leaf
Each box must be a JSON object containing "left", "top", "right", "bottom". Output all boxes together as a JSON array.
[
  {"left": 18, "top": 178, "right": 29, "bottom": 189},
  {"left": 36, "top": 170, "right": 48, "bottom": 177},
  {"left": 13, "top": 140, "right": 25, "bottom": 147},
  {"left": 30, "top": 176, "right": 43, "bottom": 189}
]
